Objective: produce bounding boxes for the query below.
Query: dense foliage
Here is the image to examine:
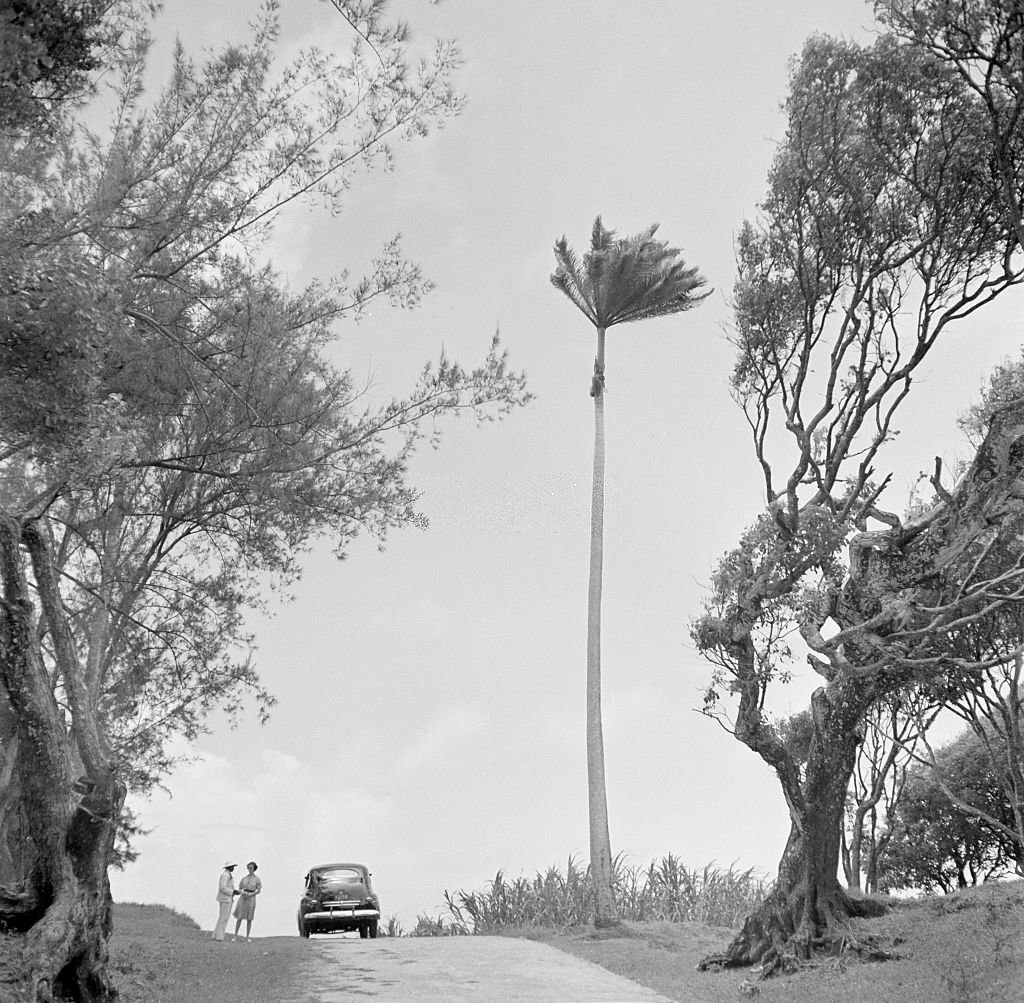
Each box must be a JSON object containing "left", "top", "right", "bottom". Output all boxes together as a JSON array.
[{"left": 0, "top": 0, "right": 109, "bottom": 129}]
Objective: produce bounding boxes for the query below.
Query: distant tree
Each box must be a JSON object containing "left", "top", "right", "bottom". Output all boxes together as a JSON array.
[
  {"left": 694, "top": 18, "right": 1024, "bottom": 975},
  {"left": 880, "top": 729, "right": 1019, "bottom": 892},
  {"left": 551, "top": 218, "right": 708, "bottom": 927},
  {"left": 0, "top": 3, "right": 529, "bottom": 999},
  {"left": 926, "top": 649, "right": 1024, "bottom": 871},
  {"left": 842, "top": 693, "right": 933, "bottom": 894}
]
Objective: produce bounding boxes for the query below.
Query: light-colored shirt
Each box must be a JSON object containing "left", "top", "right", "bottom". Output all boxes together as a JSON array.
[
  {"left": 239, "top": 873, "right": 262, "bottom": 897},
  {"left": 216, "top": 869, "right": 235, "bottom": 902}
]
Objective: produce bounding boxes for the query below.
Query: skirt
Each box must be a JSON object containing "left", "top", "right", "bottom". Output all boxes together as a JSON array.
[{"left": 233, "top": 894, "right": 256, "bottom": 921}]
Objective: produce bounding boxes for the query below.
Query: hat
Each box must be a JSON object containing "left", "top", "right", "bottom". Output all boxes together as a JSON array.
[{"left": 223, "top": 861, "right": 237, "bottom": 869}]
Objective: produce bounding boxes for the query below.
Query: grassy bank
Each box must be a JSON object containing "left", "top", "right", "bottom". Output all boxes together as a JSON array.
[
  {"left": 108, "top": 880, "right": 1024, "bottom": 1003},
  {"left": 109, "top": 903, "right": 311, "bottom": 1003},
  {"left": 541, "top": 883, "right": 1024, "bottom": 1003}
]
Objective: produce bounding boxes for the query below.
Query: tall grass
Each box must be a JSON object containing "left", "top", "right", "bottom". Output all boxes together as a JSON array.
[{"left": 442, "top": 855, "right": 769, "bottom": 934}]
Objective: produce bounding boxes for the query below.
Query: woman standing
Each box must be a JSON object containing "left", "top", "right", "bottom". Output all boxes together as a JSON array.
[{"left": 233, "top": 861, "right": 262, "bottom": 941}]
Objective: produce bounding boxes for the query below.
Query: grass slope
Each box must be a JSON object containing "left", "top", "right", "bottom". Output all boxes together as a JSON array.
[
  {"left": 110, "top": 903, "right": 311, "bottom": 1003},
  {"left": 542, "top": 883, "right": 1024, "bottom": 1003},
  {"left": 109, "top": 884, "right": 1024, "bottom": 1003}
]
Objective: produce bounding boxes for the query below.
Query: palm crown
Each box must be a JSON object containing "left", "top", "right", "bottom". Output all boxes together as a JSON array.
[{"left": 551, "top": 216, "right": 709, "bottom": 329}]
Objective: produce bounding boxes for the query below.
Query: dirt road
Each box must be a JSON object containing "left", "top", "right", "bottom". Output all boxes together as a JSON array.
[{"left": 281, "top": 936, "right": 678, "bottom": 1002}]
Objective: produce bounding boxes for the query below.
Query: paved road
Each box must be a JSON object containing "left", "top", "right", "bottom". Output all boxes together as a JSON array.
[{"left": 284, "top": 936, "right": 677, "bottom": 1002}]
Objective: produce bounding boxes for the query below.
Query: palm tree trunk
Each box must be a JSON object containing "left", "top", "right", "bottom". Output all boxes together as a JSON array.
[{"left": 587, "top": 326, "right": 617, "bottom": 927}]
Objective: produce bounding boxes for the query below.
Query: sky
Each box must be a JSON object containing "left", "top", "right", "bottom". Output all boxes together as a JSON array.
[{"left": 108, "top": 0, "right": 1024, "bottom": 937}]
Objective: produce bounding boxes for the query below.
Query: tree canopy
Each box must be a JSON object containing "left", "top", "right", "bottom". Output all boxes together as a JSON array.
[{"left": 0, "top": 2, "right": 529, "bottom": 997}]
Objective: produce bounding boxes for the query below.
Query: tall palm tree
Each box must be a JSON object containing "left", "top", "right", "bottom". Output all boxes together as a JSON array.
[{"left": 550, "top": 217, "right": 708, "bottom": 927}]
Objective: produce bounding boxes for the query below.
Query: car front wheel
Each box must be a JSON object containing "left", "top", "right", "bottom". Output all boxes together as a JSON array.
[
  {"left": 298, "top": 918, "right": 310, "bottom": 938},
  {"left": 368, "top": 920, "right": 378, "bottom": 939}
]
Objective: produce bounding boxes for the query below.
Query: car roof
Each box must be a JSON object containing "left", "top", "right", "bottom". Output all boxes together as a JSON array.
[{"left": 307, "top": 862, "right": 369, "bottom": 873}]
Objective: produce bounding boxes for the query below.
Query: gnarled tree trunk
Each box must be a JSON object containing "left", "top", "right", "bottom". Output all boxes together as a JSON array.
[
  {"left": 701, "top": 676, "right": 887, "bottom": 974},
  {"left": 703, "top": 399, "right": 1024, "bottom": 973},
  {"left": 0, "top": 514, "right": 125, "bottom": 1002}
]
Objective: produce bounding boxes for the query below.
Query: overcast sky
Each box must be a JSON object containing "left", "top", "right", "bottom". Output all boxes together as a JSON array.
[{"left": 109, "top": 0, "right": 1024, "bottom": 937}]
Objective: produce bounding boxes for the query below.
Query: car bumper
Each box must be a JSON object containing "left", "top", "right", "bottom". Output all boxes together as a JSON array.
[{"left": 302, "top": 909, "right": 380, "bottom": 922}]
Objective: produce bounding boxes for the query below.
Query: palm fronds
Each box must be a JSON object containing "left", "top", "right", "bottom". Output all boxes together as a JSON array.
[{"left": 551, "top": 216, "right": 710, "bottom": 330}]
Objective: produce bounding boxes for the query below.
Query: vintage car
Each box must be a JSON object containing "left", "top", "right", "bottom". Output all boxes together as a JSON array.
[{"left": 297, "top": 862, "right": 381, "bottom": 938}]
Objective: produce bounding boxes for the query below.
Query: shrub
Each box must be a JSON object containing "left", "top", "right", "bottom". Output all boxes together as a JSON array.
[{"left": 443, "top": 855, "right": 769, "bottom": 933}]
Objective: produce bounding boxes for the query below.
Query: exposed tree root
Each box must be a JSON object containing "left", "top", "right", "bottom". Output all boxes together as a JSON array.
[
  {"left": 701, "top": 927, "right": 900, "bottom": 981},
  {"left": 699, "top": 882, "right": 894, "bottom": 978}
]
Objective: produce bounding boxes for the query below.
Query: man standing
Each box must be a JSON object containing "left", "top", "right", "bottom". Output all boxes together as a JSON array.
[{"left": 212, "top": 861, "right": 239, "bottom": 941}]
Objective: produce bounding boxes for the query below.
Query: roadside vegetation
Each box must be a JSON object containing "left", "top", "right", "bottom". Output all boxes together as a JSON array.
[
  {"left": 438, "top": 855, "right": 767, "bottom": 933},
  {"left": 107, "top": 881, "right": 1023, "bottom": 1003},
  {"left": 544, "top": 881, "right": 1024, "bottom": 1003}
]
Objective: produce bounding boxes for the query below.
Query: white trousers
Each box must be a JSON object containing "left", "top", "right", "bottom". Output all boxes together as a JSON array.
[{"left": 212, "top": 899, "right": 232, "bottom": 940}]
